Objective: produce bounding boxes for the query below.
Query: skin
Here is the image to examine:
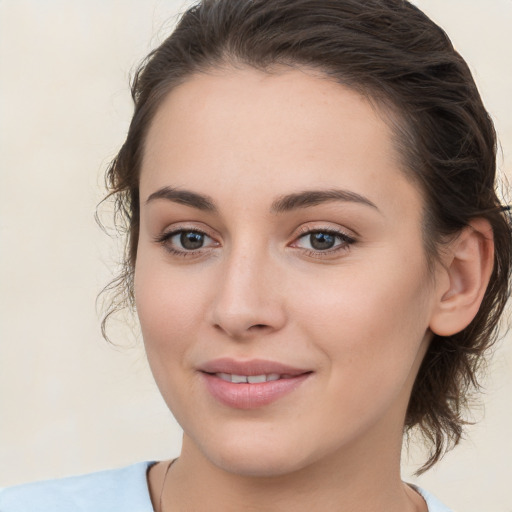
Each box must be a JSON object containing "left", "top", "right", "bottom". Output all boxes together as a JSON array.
[{"left": 135, "top": 66, "right": 456, "bottom": 511}]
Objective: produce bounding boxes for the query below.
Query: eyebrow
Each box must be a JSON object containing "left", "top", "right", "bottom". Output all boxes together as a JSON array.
[
  {"left": 145, "top": 187, "right": 217, "bottom": 212},
  {"left": 145, "top": 186, "right": 379, "bottom": 214},
  {"left": 270, "top": 189, "right": 379, "bottom": 213}
]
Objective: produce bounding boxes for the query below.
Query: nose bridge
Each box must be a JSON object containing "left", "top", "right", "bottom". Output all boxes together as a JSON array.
[{"left": 210, "top": 237, "right": 285, "bottom": 338}]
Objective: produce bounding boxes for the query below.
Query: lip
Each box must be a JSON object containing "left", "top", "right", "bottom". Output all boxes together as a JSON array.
[
  {"left": 199, "top": 358, "right": 312, "bottom": 409},
  {"left": 199, "top": 358, "right": 310, "bottom": 376}
]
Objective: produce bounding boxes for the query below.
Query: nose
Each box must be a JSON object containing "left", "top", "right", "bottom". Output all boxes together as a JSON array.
[{"left": 210, "top": 244, "right": 287, "bottom": 340}]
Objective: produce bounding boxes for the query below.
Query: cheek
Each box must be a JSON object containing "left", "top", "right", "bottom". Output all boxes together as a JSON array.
[
  {"left": 134, "top": 255, "right": 206, "bottom": 367},
  {"left": 133, "top": 257, "right": 214, "bottom": 421},
  {"left": 293, "top": 251, "right": 432, "bottom": 379}
]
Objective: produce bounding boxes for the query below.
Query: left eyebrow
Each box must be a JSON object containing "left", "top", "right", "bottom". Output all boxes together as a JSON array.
[{"left": 270, "top": 189, "right": 379, "bottom": 214}]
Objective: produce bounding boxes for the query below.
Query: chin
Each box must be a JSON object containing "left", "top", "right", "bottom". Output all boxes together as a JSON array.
[
  {"left": 195, "top": 431, "right": 314, "bottom": 478},
  {"left": 213, "top": 452, "right": 307, "bottom": 478}
]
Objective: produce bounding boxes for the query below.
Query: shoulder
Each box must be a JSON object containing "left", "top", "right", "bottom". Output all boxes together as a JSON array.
[
  {"left": 0, "top": 461, "right": 156, "bottom": 512},
  {"left": 410, "top": 484, "right": 454, "bottom": 512}
]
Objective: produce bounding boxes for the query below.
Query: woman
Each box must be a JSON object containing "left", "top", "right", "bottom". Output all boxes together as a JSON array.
[{"left": 1, "top": 0, "right": 510, "bottom": 510}]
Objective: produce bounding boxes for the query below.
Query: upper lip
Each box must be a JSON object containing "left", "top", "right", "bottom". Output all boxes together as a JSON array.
[{"left": 199, "top": 358, "right": 311, "bottom": 376}]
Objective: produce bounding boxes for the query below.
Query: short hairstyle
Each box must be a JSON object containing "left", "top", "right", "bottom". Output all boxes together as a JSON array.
[{"left": 101, "top": 0, "right": 512, "bottom": 473}]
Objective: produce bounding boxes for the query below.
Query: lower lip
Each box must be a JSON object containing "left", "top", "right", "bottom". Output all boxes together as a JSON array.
[{"left": 201, "top": 373, "right": 311, "bottom": 409}]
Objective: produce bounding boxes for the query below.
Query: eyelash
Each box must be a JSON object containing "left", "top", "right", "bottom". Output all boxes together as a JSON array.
[
  {"left": 154, "top": 226, "right": 356, "bottom": 259},
  {"left": 293, "top": 226, "right": 356, "bottom": 258},
  {"left": 153, "top": 227, "right": 217, "bottom": 258}
]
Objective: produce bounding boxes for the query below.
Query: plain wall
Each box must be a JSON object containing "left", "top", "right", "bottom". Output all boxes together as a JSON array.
[{"left": 0, "top": 1, "right": 511, "bottom": 510}]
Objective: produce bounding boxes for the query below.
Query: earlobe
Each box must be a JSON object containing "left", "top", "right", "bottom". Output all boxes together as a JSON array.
[{"left": 429, "top": 218, "right": 494, "bottom": 337}]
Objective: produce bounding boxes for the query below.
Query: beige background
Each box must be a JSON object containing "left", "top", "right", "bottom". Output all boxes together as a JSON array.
[{"left": 0, "top": 0, "right": 511, "bottom": 509}]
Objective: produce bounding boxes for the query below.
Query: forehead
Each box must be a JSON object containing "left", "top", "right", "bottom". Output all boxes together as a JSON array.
[{"left": 140, "top": 66, "right": 421, "bottom": 220}]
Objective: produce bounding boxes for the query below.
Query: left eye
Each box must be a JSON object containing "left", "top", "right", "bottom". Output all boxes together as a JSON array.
[{"left": 295, "top": 230, "right": 353, "bottom": 251}]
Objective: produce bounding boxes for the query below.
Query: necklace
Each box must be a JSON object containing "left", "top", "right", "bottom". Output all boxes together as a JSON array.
[{"left": 159, "top": 458, "right": 176, "bottom": 512}]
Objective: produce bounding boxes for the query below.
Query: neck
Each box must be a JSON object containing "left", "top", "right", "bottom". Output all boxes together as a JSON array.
[{"left": 160, "top": 430, "right": 424, "bottom": 512}]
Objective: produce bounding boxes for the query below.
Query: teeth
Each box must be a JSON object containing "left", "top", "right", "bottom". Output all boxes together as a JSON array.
[
  {"left": 247, "top": 375, "right": 266, "bottom": 384},
  {"left": 215, "top": 373, "right": 283, "bottom": 383}
]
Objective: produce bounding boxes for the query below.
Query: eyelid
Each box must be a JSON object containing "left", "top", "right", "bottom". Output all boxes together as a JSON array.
[
  {"left": 293, "top": 224, "right": 356, "bottom": 243},
  {"left": 155, "top": 221, "right": 218, "bottom": 240}
]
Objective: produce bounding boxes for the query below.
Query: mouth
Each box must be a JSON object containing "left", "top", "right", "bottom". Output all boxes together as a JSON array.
[
  {"left": 199, "top": 358, "right": 313, "bottom": 409},
  {"left": 199, "top": 357, "right": 310, "bottom": 376},
  {"left": 212, "top": 372, "right": 297, "bottom": 384}
]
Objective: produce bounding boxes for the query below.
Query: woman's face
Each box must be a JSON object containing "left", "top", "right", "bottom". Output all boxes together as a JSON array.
[{"left": 135, "top": 67, "right": 441, "bottom": 476}]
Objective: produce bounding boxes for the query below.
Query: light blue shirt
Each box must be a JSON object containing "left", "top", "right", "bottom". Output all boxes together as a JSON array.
[{"left": 0, "top": 461, "right": 453, "bottom": 511}]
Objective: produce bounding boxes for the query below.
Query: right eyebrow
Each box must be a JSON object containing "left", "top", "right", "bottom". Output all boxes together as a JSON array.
[{"left": 145, "top": 186, "right": 218, "bottom": 213}]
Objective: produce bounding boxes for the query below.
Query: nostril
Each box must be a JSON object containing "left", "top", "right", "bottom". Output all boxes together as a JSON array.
[{"left": 213, "top": 322, "right": 273, "bottom": 339}]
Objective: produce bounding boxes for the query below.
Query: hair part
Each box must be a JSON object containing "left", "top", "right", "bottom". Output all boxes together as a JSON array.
[{"left": 100, "top": 0, "right": 512, "bottom": 473}]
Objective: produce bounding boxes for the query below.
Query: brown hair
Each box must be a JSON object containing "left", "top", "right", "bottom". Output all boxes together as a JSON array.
[{"left": 101, "top": 0, "right": 512, "bottom": 473}]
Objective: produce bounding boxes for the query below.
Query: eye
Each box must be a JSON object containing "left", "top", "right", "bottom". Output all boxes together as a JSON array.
[
  {"left": 292, "top": 228, "right": 355, "bottom": 255},
  {"left": 155, "top": 228, "right": 218, "bottom": 256},
  {"left": 172, "top": 230, "right": 209, "bottom": 250}
]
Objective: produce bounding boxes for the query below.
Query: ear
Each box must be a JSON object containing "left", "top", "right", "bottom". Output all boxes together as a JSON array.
[{"left": 429, "top": 218, "right": 494, "bottom": 337}]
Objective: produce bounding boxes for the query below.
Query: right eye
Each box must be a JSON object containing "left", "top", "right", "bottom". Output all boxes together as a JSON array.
[{"left": 155, "top": 229, "right": 218, "bottom": 256}]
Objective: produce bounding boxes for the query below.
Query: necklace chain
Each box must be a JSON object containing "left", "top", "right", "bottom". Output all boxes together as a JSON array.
[{"left": 159, "top": 459, "right": 176, "bottom": 512}]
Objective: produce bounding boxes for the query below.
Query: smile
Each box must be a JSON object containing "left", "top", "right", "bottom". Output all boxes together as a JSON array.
[
  {"left": 199, "top": 359, "right": 312, "bottom": 409},
  {"left": 215, "top": 373, "right": 283, "bottom": 383}
]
